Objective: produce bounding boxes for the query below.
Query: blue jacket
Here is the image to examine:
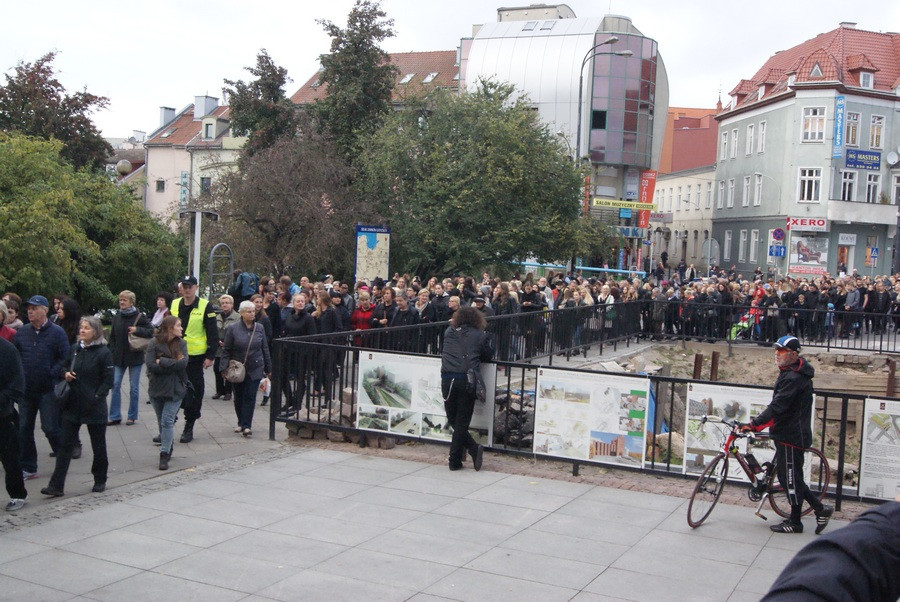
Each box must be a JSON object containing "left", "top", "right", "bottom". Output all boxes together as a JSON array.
[{"left": 13, "top": 320, "right": 69, "bottom": 395}]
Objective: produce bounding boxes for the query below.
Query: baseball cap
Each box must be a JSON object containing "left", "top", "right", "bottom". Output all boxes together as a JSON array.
[
  {"left": 774, "top": 335, "right": 801, "bottom": 352},
  {"left": 180, "top": 275, "right": 198, "bottom": 287},
  {"left": 473, "top": 295, "right": 486, "bottom": 303},
  {"left": 25, "top": 295, "right": 50, "bottom": 308}
]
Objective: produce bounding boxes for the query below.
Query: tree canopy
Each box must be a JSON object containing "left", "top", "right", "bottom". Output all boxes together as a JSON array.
[
  {"left": 223, "top": 49, "right": 299, "bottom": 157},
  {"left": 0, "top": 132, "right": 182, "bottom": 311},
  {"left": 358, "top": 81, "right": 597, "bottom": 278},
  {"left": 315, "top": 0, "right": 398, "bottom": 163},
  {"left": 196, "top": 117, "right": 374, "bottom": 279},
  {"left": 0, "top": 52, "right": 112, "bottom": 171}
]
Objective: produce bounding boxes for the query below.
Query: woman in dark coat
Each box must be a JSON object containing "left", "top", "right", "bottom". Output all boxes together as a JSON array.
[
  {"left": 280, "top": 293, "right": 318, "bottom": 411},
  {"left": 41, "top": 316, "right": 113, "bottom": 497},
  {"left": 311, "top": 292, "right": 340, "bottom": 401},
  {"left": 107, "top": 290, "right": 153, "bottom": 425},
  {"left": 219, "top": 301, "right": 271, "bottom": 437},
  {"left": 145, "top": 315, "right": 188, "bottom": 470}
]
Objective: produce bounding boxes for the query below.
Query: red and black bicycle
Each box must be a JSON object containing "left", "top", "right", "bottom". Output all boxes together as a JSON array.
[{"left": 687, "top": 415, "right": 830, "bottom": 528}]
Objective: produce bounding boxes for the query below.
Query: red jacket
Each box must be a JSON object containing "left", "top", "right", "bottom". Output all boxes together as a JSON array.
[
  {"left": 350, "top": 305, "right": 374, "bottom": 346},
  {"left": 0, "top": 324, "right": 15, "bottom": 343}
]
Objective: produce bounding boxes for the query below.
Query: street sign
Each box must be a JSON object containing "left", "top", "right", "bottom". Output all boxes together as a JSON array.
[
  {"left": 769, "top": 245, "right": 786, "bottom": 257},
  {"left": 772, "top": 228, "right": 785, "bottom": 241},
  {"left": 871, "top": 247, "right": 879, "bottom": 259}
]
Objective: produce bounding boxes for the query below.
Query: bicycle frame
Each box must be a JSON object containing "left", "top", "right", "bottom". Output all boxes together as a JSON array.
[{"left": 707, "top": 416, "right": 777, "bottom": 521}]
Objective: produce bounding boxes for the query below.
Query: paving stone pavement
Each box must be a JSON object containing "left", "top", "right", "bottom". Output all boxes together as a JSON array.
[{"left": 1, "top": 441, "right": 852, "bottom": 600}]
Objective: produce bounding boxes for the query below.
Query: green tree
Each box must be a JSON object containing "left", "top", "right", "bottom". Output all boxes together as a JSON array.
[
  {"left": 315, "top": 0, "right": 398, "bottom": 163},
  {"left": 223, "top": 49, "right": 299, "bottom": 157},
  {"left": 196, "top": 117, "right": 375, "bottom": 278},
  {"left": 358, "top": 81, "right": 586, "bottom": 278},
  {"left": 0, "top": 52, "right": 112, "bottom": 171},
  {"left": 0, "top": 132, "right": 182, "bottom": 311}
]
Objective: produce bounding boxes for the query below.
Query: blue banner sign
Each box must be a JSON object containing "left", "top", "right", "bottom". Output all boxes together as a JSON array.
[
  {"left": 846, "top": 149, "right": 881, "bottom": 170},
  {"left": 832, "top": 96, "right": 844, "bottom": 159}
]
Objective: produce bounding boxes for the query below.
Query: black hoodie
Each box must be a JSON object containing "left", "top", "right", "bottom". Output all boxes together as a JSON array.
[{"left": 752, "top": 356, "right": 815, "bottom": 446}]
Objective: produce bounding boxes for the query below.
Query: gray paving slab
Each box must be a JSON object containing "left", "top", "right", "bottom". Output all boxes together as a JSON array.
[{"left": 0, "top": 443, "right": 862, "bottom": 602}]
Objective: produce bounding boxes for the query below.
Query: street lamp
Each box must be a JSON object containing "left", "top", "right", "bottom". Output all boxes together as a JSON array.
[
  {"left": 575, "top": 38, "right": 633, "bottom": 163},
  {"left": 179, "top": 209, "right": 220, "bottom": 283}
]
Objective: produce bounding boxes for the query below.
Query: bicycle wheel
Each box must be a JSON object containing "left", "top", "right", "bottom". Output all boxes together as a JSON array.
[
  {"left": 768, "top": 447, "right": 831, "bottom": 518},
  {"left": 687, "top": 452, "right": 728, "bottom": 528}
]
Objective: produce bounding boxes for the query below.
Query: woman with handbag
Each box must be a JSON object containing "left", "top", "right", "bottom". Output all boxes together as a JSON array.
[
  {"left": 219, "top": 301, "right": 270, "bottom": 437},
  {"left": 41, "top": 316, "right": 113, "bottom": 497},
  {"left": 145, "top": 315, "right": 188, "bottom": 470},
  {"left": 107, "top": 291, "right": 153, "bottom": 426}
]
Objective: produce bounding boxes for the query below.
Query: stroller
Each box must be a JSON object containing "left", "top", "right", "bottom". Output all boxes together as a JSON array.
[{"left": 728, "top": 312, "right": 754, "bottom": 341}]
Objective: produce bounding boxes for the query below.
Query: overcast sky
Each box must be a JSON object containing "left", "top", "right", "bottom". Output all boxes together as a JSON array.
[{"left": 2, "top": 0, "right": 896, "bottom": 137}]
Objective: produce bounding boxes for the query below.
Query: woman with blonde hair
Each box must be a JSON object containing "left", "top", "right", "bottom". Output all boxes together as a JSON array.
[
  {"left": 145, "top": 315, "right": 188, "bottom": 469},
  {"left": 41, "top": 316, "right": 112, "bottom": 497},
  {"left": 219, "top": 301, "right": 270, "bottom": 437}
]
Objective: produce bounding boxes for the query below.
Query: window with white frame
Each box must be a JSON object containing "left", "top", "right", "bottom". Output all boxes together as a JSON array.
[
  {"left": 801, "top": 107, "right": 825, "bottom": 142},
  {"left": 753, "top": 173, "right": 762, "bottom": 206},
  {"left": 758, "top": 120, "right": 767, "bottom": 152},
  {"left": 841, "top": 171, "right": 857, "bottom": 201},
  {"left": 749, "top": 230, "right": 759, "bottom": 263},
  {"left": 866, "top": 173, "right": 881, "bottom": 203},
  {"left": 676, "top": 186, "right": 682, "bottom": 211},
  {"left": 706, "top": 182, "right": 713, "bottom": 209},
  {"left": 746, "top": 124, "right": 754, "bottom": 155},
  {"left": 723, "top": 230, "right": 732, "bottom": 261},
  {"left": 766, "top": 229, "right": 776, "bottom": 265},
  {"left": 667, "top": 187, "right": 673, "bottom": 211},
  {"left": 742, "top": 176, "right": 751, "bottom": 207},
  {"left": 870, "top": 115, "right": 884, "bottom": 149},
  {"left": 860, "top": 72, "right": 873, "bottom": 89},
  {"left": 730, "top": 129, "right": 738, "bottom": 159},
  {"left": 894, "top": 175, "right": 900, "bottom": 205},
  {"left": 717, "top": 181, "right": 725, "bottom": 209},
  {"left": 798, "top": 168, "right": 822, "bottom": 202},
  {"left": 686, "top": 185, "right": 692, "bottom": 209},
  {"left": 692, "top": 231, "right": 699, "bottom": 258},
  {"left": 720, "top": 131, "right": 728, "bottom": 160},
  {"left": 845, "top": 112, "right": 859, "bottom": 146},
  {"left": 727, "top": 178, "right": 735, "bottom": 207},
  {"left": 738, "top": 230, "right": 747, "bottom": 262},
  {"left": 695, "top": 185, "right": 701, "bottom": 210}
]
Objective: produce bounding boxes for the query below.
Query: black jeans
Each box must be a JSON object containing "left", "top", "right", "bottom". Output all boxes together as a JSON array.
[
  {"left": 774, "top": 442, "right": 823, "bottom": 522},
  {"left": 0, "top": 411, "right": 27, "bottom": 500},
  {"left": 441, "top": 377, "right": 478, "bottom": 468},
  {"left": 49, "top": 419, "right": 107, "bottom": 491},
  {"left": 183, "top": 355, "right": 206, "bottom": 421}
]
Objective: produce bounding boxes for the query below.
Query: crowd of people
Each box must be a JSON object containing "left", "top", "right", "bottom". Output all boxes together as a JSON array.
[{"left": 4, "top": 262, "right": 900, "bottom": 511}]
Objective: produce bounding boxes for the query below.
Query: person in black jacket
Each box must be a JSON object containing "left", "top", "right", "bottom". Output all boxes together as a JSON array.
[
  {"left": 107, "top": 291, "right": 153, "bottom": 426},
  {"left": 762, "top": 501, "right": 900, "bottom": 601},
  {"left": 280, "top": 294, "right": 318, "bottom": 412},
  {"left": 440, "top": 307, "right": 493, "bottom": 471},
  {"left": 742, "top": 335, "right": 832, "bottom": 534},
  {"left": 42, "top": 316, "right": 113, "bottom": 497},
  {"left": 312, "top": 292, "right": 341, "bottom": 402},
  {"left": 0, "top": 337, "right": 27, "bottom": 511}
]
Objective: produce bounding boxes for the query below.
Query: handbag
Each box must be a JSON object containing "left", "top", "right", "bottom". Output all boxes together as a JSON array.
[
  {"left": 54, "top": 349, "right": 78, "bottom": 406},
  {"left": 128, "top": 314, "right": 151, "bottom": 352},
  {"left": 223, "top": 324, "right": 255, "bottom": 383}
]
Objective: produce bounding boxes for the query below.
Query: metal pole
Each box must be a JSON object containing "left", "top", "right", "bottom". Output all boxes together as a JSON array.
[{"left": 192, "top": 211, "right": 202, "bottom": 280}]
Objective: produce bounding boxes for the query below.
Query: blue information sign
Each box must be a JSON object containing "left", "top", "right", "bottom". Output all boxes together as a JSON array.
[
  {"left": 846, "top": 149, "right": 881, "bottom": 171},
  {"left": 832, "top": 96, "right": 845, "bottom": 159},
  {"left": 769, "top": 245, "right": 786, "bottom": 258}
]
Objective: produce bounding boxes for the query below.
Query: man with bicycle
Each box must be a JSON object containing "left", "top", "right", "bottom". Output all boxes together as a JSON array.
[{"left": 741, "top": 335, "right": 833, "bottom": 534}]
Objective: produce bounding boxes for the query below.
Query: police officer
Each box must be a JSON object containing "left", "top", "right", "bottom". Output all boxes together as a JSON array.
[{"left": 171, "top": 277, "right": 218, "bottom": 443}]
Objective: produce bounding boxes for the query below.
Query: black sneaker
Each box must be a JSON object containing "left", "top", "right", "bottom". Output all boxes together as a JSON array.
[
  {"left": 815, "top": 504, "right": 834, "bottom": 534},
  {"left": 473, "top": 445, "right": 484, "bottom": 472},
  {"left": 770, "top": 520, "right": 803, "bottom": 534},
  {"left": 72, "top": 445, "right": 82, "bottom": 460}
]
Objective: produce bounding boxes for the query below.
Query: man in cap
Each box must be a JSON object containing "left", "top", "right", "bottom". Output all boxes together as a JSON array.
[
  {"left": 13, "top": 295, "right": 69, "bottom": 479},
  {"left": 170, "top": 277, "right": 218, "bottom": 443},
  {"left": 741, "top": 335, "right": 833, "bottom": 534}
]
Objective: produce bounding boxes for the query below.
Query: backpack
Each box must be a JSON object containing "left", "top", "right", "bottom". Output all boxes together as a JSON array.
[{"left": 240, "top": 272, "right": 259, "bottom": 298}]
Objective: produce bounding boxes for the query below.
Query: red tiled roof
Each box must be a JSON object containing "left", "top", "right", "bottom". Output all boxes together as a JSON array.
[
  {"left": 728, "top": 79, "right": 755, "bottom": 97},
  {"left": 726, "top": 25, "right": 900, "bottom": 111},
  {"left": 290, "top": 50, "right": 458, "bottom": 104},
  {"left": 146, "top": 105, "right": 229, "bottom": 147}
]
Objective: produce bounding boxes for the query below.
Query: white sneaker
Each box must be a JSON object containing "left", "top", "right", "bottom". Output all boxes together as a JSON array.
[
  {"left": 5, "top": 499, "right": 26, "bottom": 512},
  {"left": 22, "top": 471, "right": 37, "bottom": 481}
]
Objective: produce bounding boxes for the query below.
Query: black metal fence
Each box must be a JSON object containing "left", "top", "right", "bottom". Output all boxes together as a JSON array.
[{"left": 269, "top": 318, "right": 888, "bottom": 510}]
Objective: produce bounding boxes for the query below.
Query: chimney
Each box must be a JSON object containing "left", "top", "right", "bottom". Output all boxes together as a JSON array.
[
  {"left": 839, "top": 22, "right": 857, "bottom": 29},
  {"left": 194, "top": 95, "right": 219, "bottom": 120},
  {"left": 159, "top": 107, "right": 176, "bottom": 128}
]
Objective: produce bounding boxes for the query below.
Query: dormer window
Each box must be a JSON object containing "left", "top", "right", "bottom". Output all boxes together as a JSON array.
[
  {"left": 860, "top": 72, "right": 873, "bottom": 89},
  {"left": 810, "top": 63, "right": 823, "bottom": 78},
  {"left": 787, "top": 74, "right": 796, "bottom": 86},
  {"left": 422, "top": 72, "right": 438, "bottom": 84},
  {"left": 399, "top": 73, "right": 415, "bottom": 84},
  {"left": 203, "top": 123, "right": 213, "bottom": 139}
]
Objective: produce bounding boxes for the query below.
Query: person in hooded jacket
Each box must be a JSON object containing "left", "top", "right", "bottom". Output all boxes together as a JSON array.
[
  {"left": 41, "top": 316, "right": 113, "bottom": 497},
  {"left": 742, "top": 335, "right": 832, "bottom": 534},
  {"left": 440, "top": 306, "right": 492, "bottom": 471}
]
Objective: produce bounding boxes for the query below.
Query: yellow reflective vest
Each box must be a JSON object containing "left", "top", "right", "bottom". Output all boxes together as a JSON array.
[{"left": 171, "top": 297, "right": 213, "bottom": 357}]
